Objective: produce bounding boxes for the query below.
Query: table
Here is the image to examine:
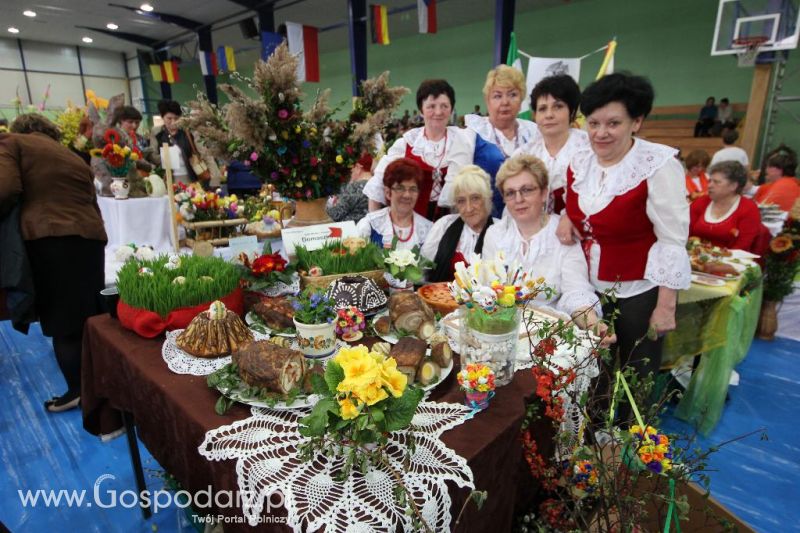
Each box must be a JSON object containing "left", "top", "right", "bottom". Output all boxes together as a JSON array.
[
  {"left": 664, "top": 273, "right": 763, "bottom": 435},
  {"left": 81, "top": 315, "right": 550, "bottom": 532}
]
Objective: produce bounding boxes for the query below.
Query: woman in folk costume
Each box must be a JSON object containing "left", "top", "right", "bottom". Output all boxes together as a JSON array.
[
  {"left": 363, "top": 80, "right": 505, "bottom": 219},
  {"left": 420, "top": 165, "right": 498, "bottom": 282},
  {"left": 557, "top": 73, "right": 690, "bottom": 414},
  {"left": 513, "top": 74, "right": 590, "bottom": 214},
  {"left": 464, "top": 65, "right": 538, "bottom": 206},
  {"left": 356, "top": 158, "right": 433, "bottom": 250}
]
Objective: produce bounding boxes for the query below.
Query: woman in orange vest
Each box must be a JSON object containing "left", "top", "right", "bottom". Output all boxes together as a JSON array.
[
  {"left": 684, "top": 149, "right": 710, "bottom": 202},
  {"left": 754, "top": 150, "right": 800, "bottom": 211}
]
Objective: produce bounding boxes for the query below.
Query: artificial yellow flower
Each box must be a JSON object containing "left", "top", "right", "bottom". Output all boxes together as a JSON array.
[
  {"left": 130, "top": 152, "right": 139, "bottom": 161},
  {"left": 281, "top": 131, "right": 289, "bottom": 140},
  {"left": 294, "top": 125, "right": 301, "bottom": 134},
  {"left": 311, "top": 174, "right": 318, "bottom": 181},
  {"left": 295, "top": 181, "right": 303, "bottom": 188},
  {"left": 339, "top": 397, "right": 360, "bottom": 420},
  {"left": 335, "top": 155, "right": 344, "bottom": 164}
]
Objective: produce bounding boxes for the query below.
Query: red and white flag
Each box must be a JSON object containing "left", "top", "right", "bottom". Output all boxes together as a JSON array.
[
  {"left": 417, "top": 0, "right": 437, "bottom": 34},
  {"left": 286, "top": 22, "right": 320, "bottom": 82}
]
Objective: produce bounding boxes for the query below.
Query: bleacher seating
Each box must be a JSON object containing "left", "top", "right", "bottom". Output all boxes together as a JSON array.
[{"left": 638, "top": 103, "right": 747, "bottom": 157}]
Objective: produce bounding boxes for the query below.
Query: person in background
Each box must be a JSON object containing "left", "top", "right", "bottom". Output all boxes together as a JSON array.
[
  {"left": 113, "top": 106, "right": 148, "bottom": 150},
  {"left": 684, "top": 149, "right": 711, "bottom": 201},
  {"left": 363, "top": 79, "right": 505, "bottom": 219},
  {"left": 753, "top": 149, "right": 800, "bottom": 211},
  {"left": 357, "top": 158, "right": 432, "bottom": 249},
  {"left": 690, "top": 161, "right": 762, "bottom": 252},
  {"left": 327, "top": 153, "right": 373, "bottom": 222},
  {"left": 1, "top": 114, "right": 107, "bottom": 412},
  {"left": 473, "top": 104, "right": 482, "bottom": 116},
  {"left": 420, "top": 165, "right": 497, "bottom": 282},
  {"left": 513, "top": 74, "right": 590, "bottom": 214},
  {"left": 151, "top": 99, "right": 198, "bottom": 185},
  {"left": 225, "top": 160, "right": 262, "bottom": 197},
  {"left": 710, "top": 130, "right": 749, "bottom": 168},
  {"left": 694, "top": 97, "right": 718, "bottom": 137},
  {"left": 715, "top": 97, "right": 736, "bottom": 134}
]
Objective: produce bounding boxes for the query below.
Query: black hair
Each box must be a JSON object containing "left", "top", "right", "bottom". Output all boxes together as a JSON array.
[
  {"left": 530, "top": 74, "right": 581, "bottom": 122},
  {"left": 157, "top": 99, "right": 182, "bottom": 117},
  {"left": 720, "top": 97, "right": 730, "bottom": 104},
  {"left": 416, "top": 79, "right": 455, "bottom": 111},
  {"left": 0, "top": 118, "right": 8, "bottom": 127},
  {"left": 580, "top": 72, "right": 655, "bottom": 120},
  {"left": 767, "top": 151, "right": 798, "bottom": 177},
  {"left": 708, "top": 161, "right": 748, "bottom": 194},
  {"left": 722, "top": 130, "right": 739, "bottom": 145},
  {"left": 114, "top": 105, "right": 143, "bottom": 124}
]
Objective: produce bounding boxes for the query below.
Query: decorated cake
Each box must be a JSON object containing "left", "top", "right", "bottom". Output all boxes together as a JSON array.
[
  {"left": 232, "top": 341, "right": 306, "bottom": 394},
  {"left": 325, "top": 275, "right": 388, "bottom": 315},
  {"left": 176, "top": 301, "right": 254, "bottom": 358}
]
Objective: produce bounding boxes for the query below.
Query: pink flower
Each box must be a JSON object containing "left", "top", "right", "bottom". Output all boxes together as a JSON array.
[
  {"left": 278, "top": 109, "right": 289, "bottom": 120},
  {"left": 249, "top": 151, "right": 259, "bottom": 162},
  {"left": 310, "top": 156, "right": 319, "bottom": 167}
]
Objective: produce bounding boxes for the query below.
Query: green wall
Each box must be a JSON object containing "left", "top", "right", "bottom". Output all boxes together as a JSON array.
[{"left": 143, "top": 0, "right": 800, "bottom": 162}]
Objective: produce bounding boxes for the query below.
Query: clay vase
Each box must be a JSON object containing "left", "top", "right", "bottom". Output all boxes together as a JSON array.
[
  {"left": 286, "top": 198, "right": 332, "bottom": 227},
  {"left": 757, "top": 300, "right": 779, "bottom": 341}
]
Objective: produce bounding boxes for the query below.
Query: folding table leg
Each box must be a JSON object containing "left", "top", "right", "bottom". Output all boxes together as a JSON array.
[{"left": 122, "top": 410, "right": 152, "bottom": 519}]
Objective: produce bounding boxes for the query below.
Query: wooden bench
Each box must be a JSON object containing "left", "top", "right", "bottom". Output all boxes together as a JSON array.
[{"left": 638, "top": 103, "right": 747, "bottom": 156}]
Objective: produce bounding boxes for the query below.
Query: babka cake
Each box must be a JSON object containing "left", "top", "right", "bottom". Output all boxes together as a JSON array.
[{"left": 176, "top": 301, "right": 254, "bottom": 358}]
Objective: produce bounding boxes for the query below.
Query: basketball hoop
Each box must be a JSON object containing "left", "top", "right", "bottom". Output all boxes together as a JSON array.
[{"left": 733, "top": 36, "right": 769, "bottom": 67}]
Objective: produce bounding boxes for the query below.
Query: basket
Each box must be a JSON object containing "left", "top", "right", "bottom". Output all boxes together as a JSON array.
[
  {"left": 301, "top": 269, "right": 387, "bottom": 291},
  {"left": 183, "top": 218, "right": 248, "bottom": 247}
]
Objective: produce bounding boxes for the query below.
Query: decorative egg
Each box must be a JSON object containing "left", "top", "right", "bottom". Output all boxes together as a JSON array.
[
  {"left": 308, "top": 266, "right": 323, "bottom": 277},
  {"left": 165, "top": 254, "right": 181, "bottom": 270},
  {"left": 172, "top": 276, "right": 186, "bottom": 284},
  {"left": 208, "top": 300, "right": 226, "bottom": 320},
  {"left": 200, "top": 276, "right": 214, "bottom": 282},
  {"left": 138, "top": 267, "right": 153, "bottom": 276}
]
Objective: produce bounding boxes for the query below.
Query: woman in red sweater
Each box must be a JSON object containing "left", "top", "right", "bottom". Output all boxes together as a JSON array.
[{"left": 690, "top": 161, "right": 762, "bottom": 252}]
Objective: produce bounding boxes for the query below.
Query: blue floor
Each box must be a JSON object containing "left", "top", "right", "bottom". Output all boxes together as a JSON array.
[{"left": 1, "top": 321, "right": 798, "bottom": 532}]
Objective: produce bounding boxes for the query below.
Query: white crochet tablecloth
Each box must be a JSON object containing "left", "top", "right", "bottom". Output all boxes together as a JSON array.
[
  {"left": 162, "top": 330, "right": 270, "bottom": 376},
  {"left": 199, "top": 401, "right": 475, "bottom": 531}
]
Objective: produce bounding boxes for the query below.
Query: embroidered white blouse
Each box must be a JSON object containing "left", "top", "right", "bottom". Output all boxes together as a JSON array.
[
  {"left": 513, "top": 128, "right": 590, "bottom": 203},
  {"left": 362, "top": 126, "right": 477, "bottom": 208},
  {"left": 355, "top": 207, "right": 433, "bottom": 250},
  {"left": 482, "top": 215, "right": 600, "bottom": 317},
  {"left": 420, "top": 213, "right": 499, "bottom": 262},
  {"left": 568, "top": 138, "right": 691, "bottom": 298},
  {"left": 464, "top": 115, "right": 539, "bottom": 158}
]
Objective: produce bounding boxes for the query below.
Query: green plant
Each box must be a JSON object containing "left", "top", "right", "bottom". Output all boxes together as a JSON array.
[
  {"left": 382, "top": 240, "right": 434, "bottom": 283},
  {"left": 763, "top": 217, "right": 800, "bottom": 301},
  {"left": 116, "top": 255, "right": 240, "bottom": 317},
  {"left": 291, "top": 288, "right": 337, "bottom": 325},
  {"left": 293, "top": 240, "right": 384, "bottom": 275}
]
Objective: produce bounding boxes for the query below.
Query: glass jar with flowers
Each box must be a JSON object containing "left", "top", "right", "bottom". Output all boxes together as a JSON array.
[{"left": 291, "top": 288, "right": 338, "bottom": 358}]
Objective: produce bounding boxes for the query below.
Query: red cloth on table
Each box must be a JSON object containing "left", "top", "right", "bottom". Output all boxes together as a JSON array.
[
  {"left": 689, "top": 195, "right": 762, "bottom": 253},
  {"left": 117, "top": 287, "right": 244, "bottom": 338}
]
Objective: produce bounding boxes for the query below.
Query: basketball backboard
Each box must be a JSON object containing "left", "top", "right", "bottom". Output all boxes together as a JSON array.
[{"left": 712, "top": 0, "right": 800, "bottom": 55}]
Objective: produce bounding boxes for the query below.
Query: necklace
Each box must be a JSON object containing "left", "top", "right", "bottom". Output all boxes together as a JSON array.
[
  {"left": 423, "top": 129, "right": 448, "bottom": 183},
  {"left": 389, "top": 211, "right": 414, "bottom": 242}
]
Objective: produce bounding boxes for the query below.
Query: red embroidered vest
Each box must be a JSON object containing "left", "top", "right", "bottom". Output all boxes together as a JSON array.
[
  {"left": 403, "top": 144, "right": 448, "bottom": 218},
  {"left": 565, "top": 167, "right": 656, "bottom": 282}
]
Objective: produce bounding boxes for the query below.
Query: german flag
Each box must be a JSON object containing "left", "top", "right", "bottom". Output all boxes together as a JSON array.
[{"left": 371, "top": 4, "right": 390, "bottom": 45}]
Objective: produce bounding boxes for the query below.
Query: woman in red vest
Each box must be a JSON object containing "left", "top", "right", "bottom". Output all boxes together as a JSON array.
[
  {"left": 557, "top": 74, "right": 691, "bottom": 416},
  {"left": 684, "top": 149, "right": 710, "bottom": 202},
  {"left": 690, "top": 161, "right": 762, "bottom": 252}
]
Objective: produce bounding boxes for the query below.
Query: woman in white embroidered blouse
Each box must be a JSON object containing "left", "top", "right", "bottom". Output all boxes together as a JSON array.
[
  {"left": 363, "top": 79, "right": 505, "bottom": 219},
  {"left": 420, "top": 165, "right": 498, "bottom": 282},
  {"left": 513, "top": 74, "right": 590, "bottom": 214},
  {"left": 356, "top": 158, "right": 432, "bottom": 250},
  {"left": 557, "top": 73, "right": 691, "bottom": 404},
  {"left": 464, "top": 65, "right": 538, "bottom": 158},
  {"left": 482, "top": 154, "right": 612, "bottom": 343}
]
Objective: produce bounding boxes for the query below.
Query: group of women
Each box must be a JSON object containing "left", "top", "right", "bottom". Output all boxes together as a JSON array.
[{"left": 356, "top": 66, "right": 694, "bottom": 396}]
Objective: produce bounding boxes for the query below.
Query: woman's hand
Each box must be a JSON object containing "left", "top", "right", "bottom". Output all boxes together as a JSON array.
[
  {"left": 556, "top": 215, "right": 580, "bottom": 245},
  {"left": 575, "top": 309, "right": 616, "bottom": 348},
  {"left": 649, "top": 287, "right": 678, "bottom": 336}
]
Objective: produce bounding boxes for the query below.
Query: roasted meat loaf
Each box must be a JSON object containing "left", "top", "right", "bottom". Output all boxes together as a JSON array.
[{"left": 233, "top": 341, "right": 306, "bottom": 394}]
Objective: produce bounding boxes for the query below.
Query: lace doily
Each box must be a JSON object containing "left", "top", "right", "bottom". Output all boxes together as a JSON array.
[
  {"left": 199, "top": 401, "right": 474, "bottom": 531},
  {"left": 162, "top": 330, "right": 270, "bottom": 376},
  {"left": 254, "top": 276, "right": 300, "bottom": 297}
]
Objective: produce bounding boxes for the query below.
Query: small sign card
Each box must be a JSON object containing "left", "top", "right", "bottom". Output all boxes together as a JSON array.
[
  {"left": 227, "top": 235, "right": 260, "bottom": 259},
  {"left": 281, "top": 221, "right": 357, "bottom": 257}
]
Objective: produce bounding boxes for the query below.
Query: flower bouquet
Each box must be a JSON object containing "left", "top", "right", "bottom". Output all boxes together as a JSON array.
[
  {"left": 291, "top": 288, "right": 338, "bottom": 358},
  {"left": 623, "top": 425, "right": 674, "bottom": 474},
  {"left": 90, "top": 129, "right": 141, "bottom": 177},
  {"left": 383, "top": 241, "right": 434, "bottom": 289},
  {"left": 334, "top": 306, "right": 366, "bottom": 342},
  {"left": 457, "top": 363, "right": 496, "bottom": 410},
  {"left": 763, "top": 218, "right": 800, "bottom": 302},
  {"left": 237, "top": 243, "right": 295, "bottom": 293},
  {"left": 299, "top": 344, "right": 424, "bottom": 447}
]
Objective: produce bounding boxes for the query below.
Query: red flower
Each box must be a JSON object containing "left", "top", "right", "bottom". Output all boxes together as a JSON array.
[
  {"left": 534, "top": 337, "right": 556, "bottom": 358},
  {"left": 103, "top": 129, "right": 120, "bottom": 145},
  {"left": 251, "top": 253, "right": 287, "bottom": 276}
]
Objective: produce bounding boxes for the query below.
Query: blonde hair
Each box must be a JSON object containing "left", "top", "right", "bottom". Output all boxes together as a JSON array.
[
  {"left": 482, "top": 65, "right": 526, "bottom": 98},
  {"left": 451, "top": 165, "right": 493, "bottom": 211},
  {"left": 496, "top": 154, "right": 549, "bottom": 193}
]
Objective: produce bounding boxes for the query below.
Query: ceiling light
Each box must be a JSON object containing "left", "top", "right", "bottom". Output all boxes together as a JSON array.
[
  {"left": 106, "top": 23, "right": 119, "bottom": 30},
  {"left": 8, "top": 27, "right": 20, "bottom": 34},
  {"left": 23, "top": 10, "right": 36, "bottom": 17},
  {"left": 140, "top": 3, "right": 154, "bottom": 11},
  {"left": 82, "top": 36, "right": 93, "bottom": 43}
]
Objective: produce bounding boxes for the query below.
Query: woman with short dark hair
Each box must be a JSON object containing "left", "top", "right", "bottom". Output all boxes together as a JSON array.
[
  {"left": 357, "top": 158, "right": 433, "bottom": 249},
  {"left": 513, "top": 74, "right": 590, "bottom": 214},
  {"left": 152, "top": 99, "right": 199, "bottom": 184},
  {"left": 363, "top": 79, "right": 505, "bottom": 219},
  {"left": 754, "top": 148, "right": 800, "bottom": 211},
  {"left": 557, "top": 73, "right": 691, "bottom": 409},
  {"left": 690, "top": 161, "right": 762, "bottom": 252}
]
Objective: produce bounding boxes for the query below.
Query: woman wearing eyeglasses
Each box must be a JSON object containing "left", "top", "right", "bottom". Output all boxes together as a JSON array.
[
  {"left": 420, "top": 165, "right": 498, "bottom": 282},
  {"left": 557, "top": 73, "right": 690, "bottom": 398},
  {"left": 356, "top": 158, "right": 433, "bottom": 250},
  {"left": 482, "top": 154, "right": 609, "bottom": 338},
  {"left": 512, "top": 74, "right": 590, "bottom": 215},
  {"left": 363, "top": 79, "right": 505, "bottom": 220}
]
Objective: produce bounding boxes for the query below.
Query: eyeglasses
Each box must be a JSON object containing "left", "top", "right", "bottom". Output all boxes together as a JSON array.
[
  {"left": 390, "top": 186, "right": 420, "bottom": 195},
  {"left": 502, "top": 186, "right": 539, "bottom": 201}
]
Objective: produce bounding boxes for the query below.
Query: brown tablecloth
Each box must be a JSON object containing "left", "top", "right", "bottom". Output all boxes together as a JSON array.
[{"left": 81, "top": 315, "right": 550, "bottom": 532}]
